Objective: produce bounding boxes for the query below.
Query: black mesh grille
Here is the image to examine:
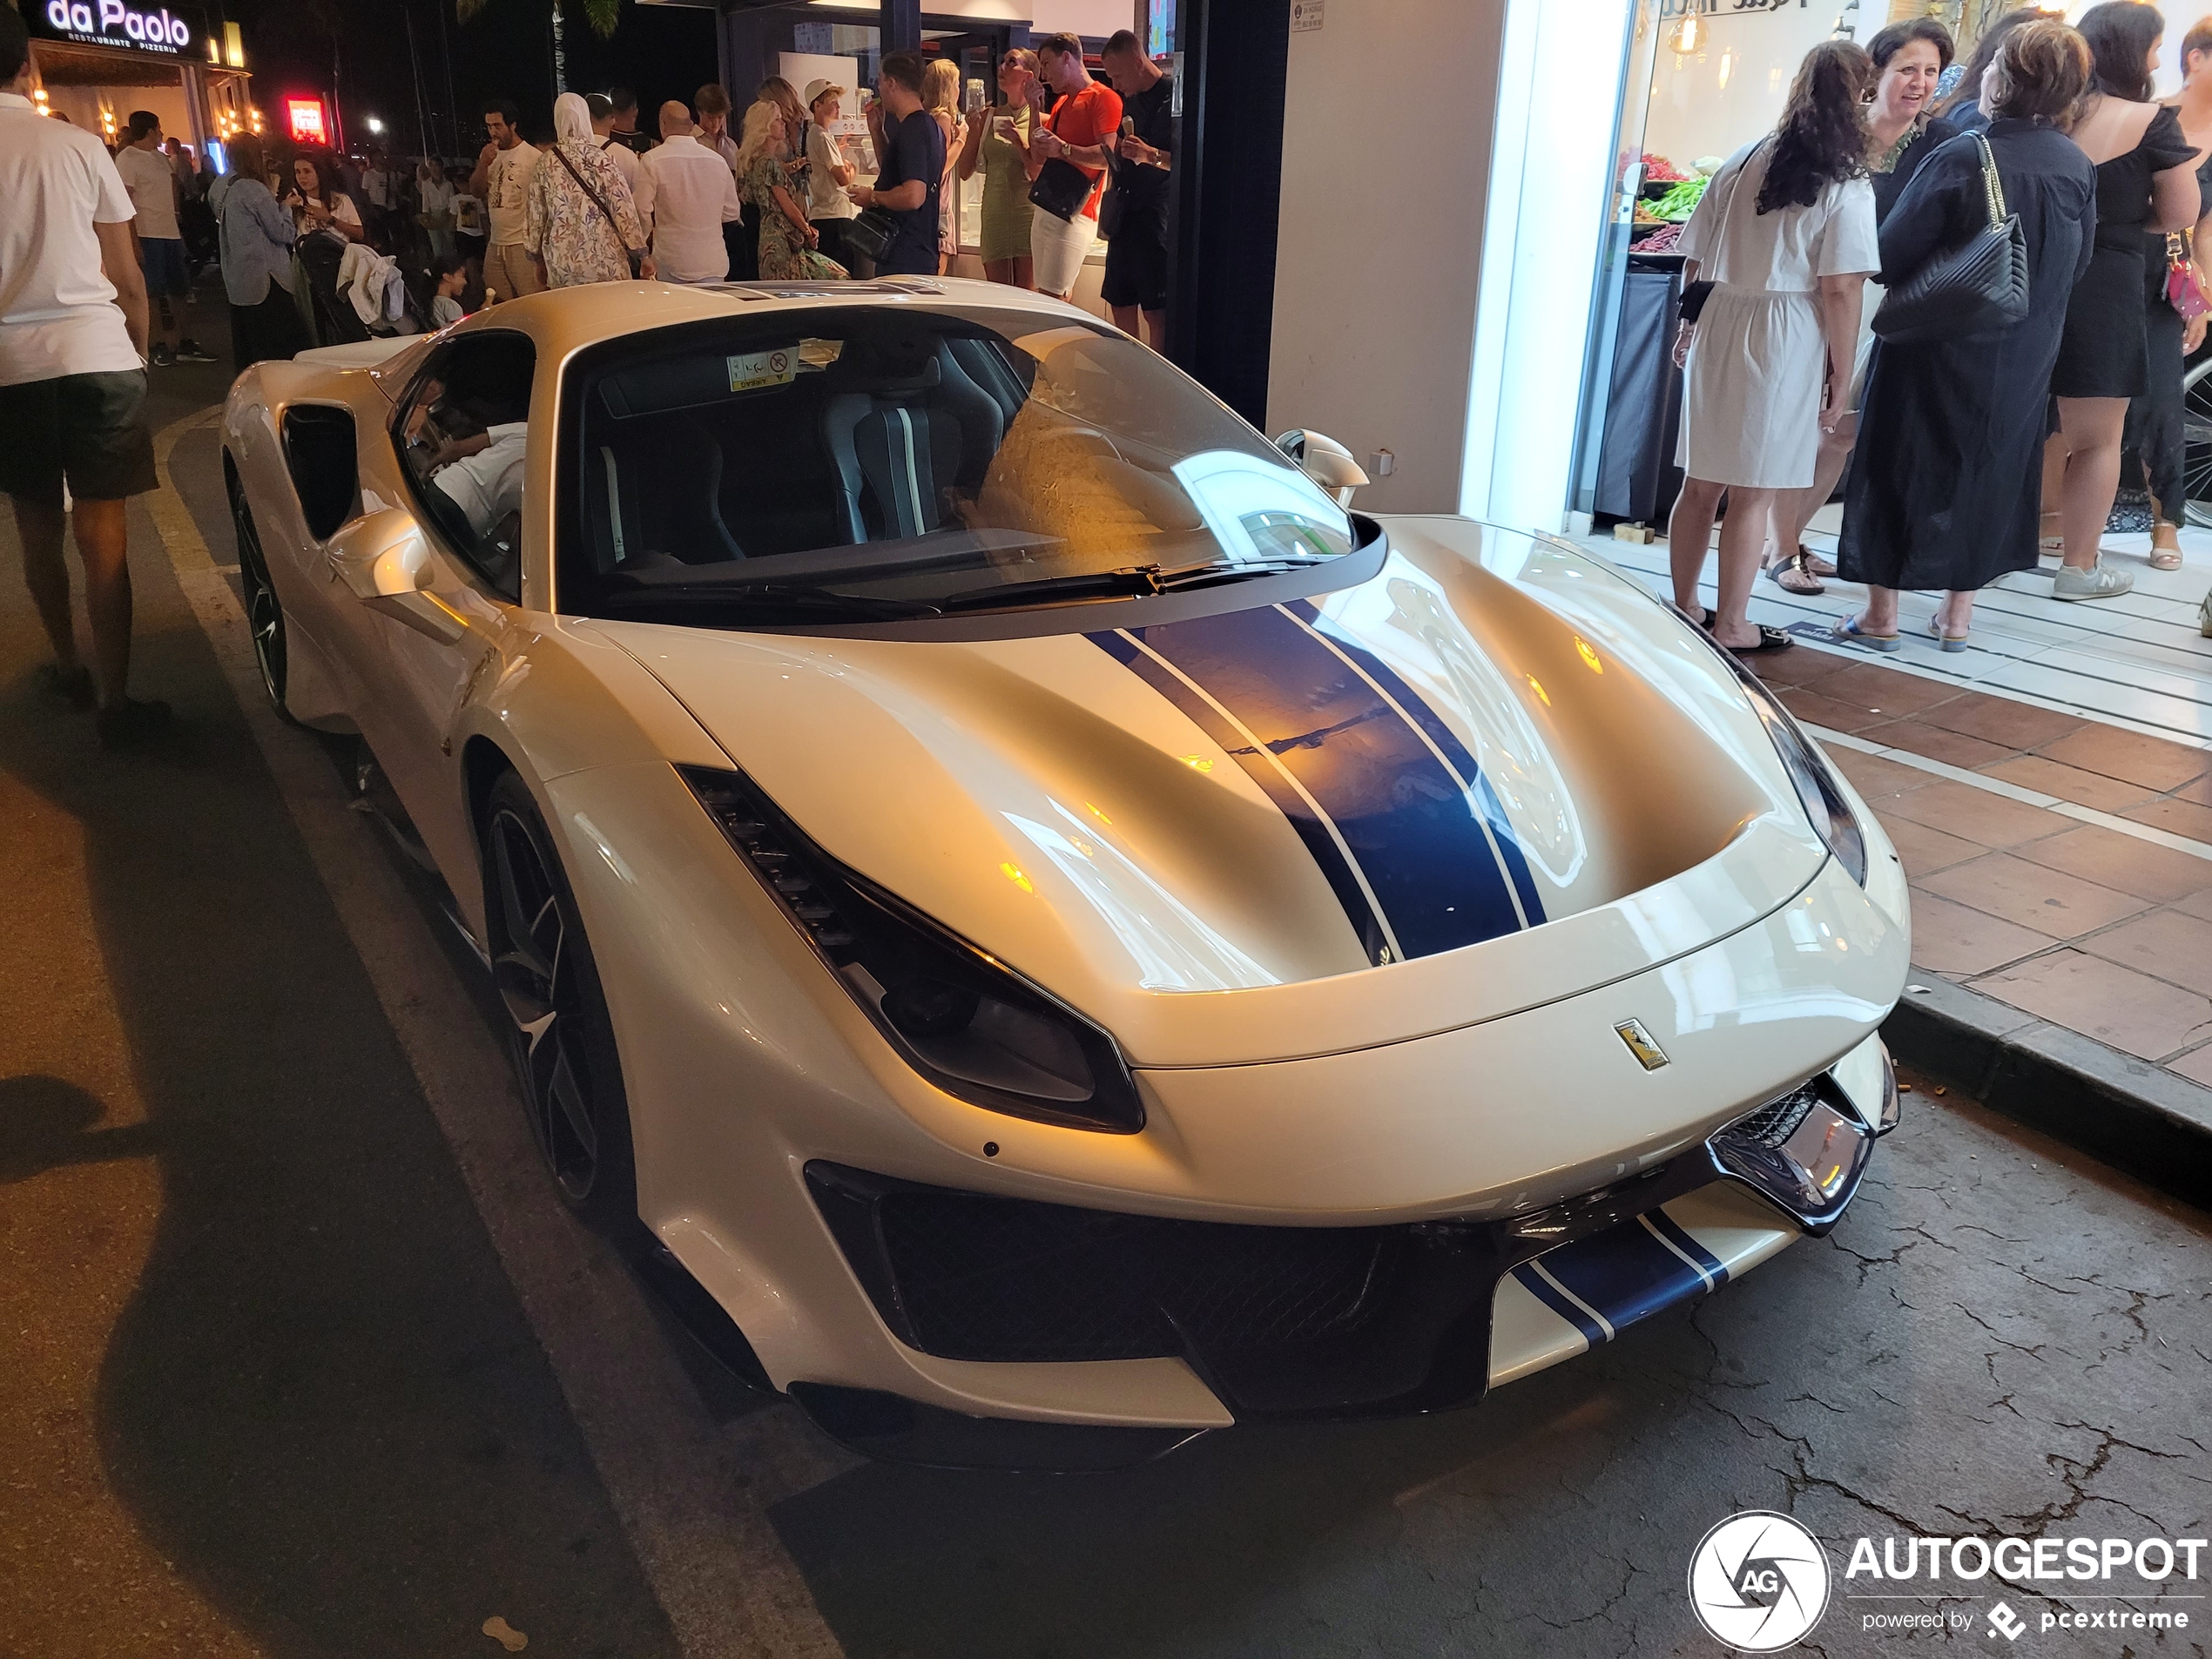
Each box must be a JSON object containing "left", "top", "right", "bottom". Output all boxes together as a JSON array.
[
  {"left": 872, "top": 1186, "right": 1399, "bottom": 1363},
  {"left": 1726, "top": 1081, "right": 1820, "bottom": 1147}
]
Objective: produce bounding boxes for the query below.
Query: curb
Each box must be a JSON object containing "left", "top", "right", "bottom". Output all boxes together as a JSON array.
[{"left": 1881, "top": 968, "right": 2212, "bottom": 1211}]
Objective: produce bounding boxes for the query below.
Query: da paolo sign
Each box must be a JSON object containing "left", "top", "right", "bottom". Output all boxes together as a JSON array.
[{"left": 37, "top": 1, "right": 198, "bottom": 54}]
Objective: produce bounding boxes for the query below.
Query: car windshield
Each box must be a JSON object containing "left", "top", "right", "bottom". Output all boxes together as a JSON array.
[{"left": 558, "top": 305, "right": 1358, "bottom": 624}]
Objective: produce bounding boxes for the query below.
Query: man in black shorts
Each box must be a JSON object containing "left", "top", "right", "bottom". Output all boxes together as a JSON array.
[
  {"left": 0, "top": 4, "right": 168, "bottom": 746},
  {"left": 1099, "top": 30, "right": 1174, "bottom": 349}
]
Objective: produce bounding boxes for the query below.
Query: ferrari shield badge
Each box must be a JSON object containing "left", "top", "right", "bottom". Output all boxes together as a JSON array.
[{"left": 1614, "top": 1019, "right": 1669, "bottom": 1070}]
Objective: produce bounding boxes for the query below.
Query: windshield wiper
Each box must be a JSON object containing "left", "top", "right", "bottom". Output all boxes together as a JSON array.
[
  {"left": 936, "top": 556, "right": 1331, "bottom": 612},
  {"left": 597, "top": 583, "right": 941, "bottom": 621}
]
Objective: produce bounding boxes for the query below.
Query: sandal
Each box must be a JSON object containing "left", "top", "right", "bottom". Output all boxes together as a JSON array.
[
  {"left": 2149, "top": 547, "right": 2182, "bottom": 571},
  {"left": 1765, "top": 548, "right": 1826, "bottom": 597},
  {"left": 1725, "top": 623, "right": 1797, "bottom": 654},
  {"left": 1926, "top": 618, "right": 1970, "bottom": 653},
  {"left": 1799, "top": 543, "right": 1838, "bottom": 577},
  {"left": 1832, "top": 614, "right": 1903, "bottom": 652}
]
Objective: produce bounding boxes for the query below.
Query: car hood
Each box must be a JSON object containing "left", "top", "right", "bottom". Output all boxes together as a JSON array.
[{"left": 593, "top": 518, "right": 1831, "bottom": 1067}]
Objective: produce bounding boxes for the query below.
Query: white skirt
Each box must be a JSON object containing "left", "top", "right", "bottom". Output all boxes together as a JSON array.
[
  {"left": 1030, "top": 206, "right": 1097, "bottom": 297},
  {"left": 1676, "top": 286, "right": 1824, "bottom": 489}
]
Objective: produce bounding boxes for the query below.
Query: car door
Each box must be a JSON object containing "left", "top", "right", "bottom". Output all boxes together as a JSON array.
[{"left": 360, "top": 328, "right": 541, "bottom": 894}]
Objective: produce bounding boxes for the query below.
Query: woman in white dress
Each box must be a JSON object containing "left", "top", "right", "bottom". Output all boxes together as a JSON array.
[{"left": 1668, "top": 39, "right": 1881, "bottom": 654}]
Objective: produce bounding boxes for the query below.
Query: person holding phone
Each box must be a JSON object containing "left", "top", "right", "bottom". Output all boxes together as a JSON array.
[
  {"left": 960, "top": 47, "right": 1038, "bottom": 287},
  {"left": 1097, "top": 30, "right": 1173, "bottom": 347},
  {"left": 1024, "top": 32, "right": 1122, "bottom": 300}
]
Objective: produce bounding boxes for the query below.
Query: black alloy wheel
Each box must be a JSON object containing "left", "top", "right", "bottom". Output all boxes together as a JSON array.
[
  {"left": 226, "top": 472, "right": 294, "bottom": 721},
  {"left": 2184, "top": 356, "right": 2212, "bottom": 529},
  {"left": 480, "top": 770, "right": 638, "bottom": 1234}
]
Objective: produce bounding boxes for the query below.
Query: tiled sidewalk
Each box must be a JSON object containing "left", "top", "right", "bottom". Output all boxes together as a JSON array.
[{"left": 1756, "top": 646, "right": 2212, "bottom": 1089}]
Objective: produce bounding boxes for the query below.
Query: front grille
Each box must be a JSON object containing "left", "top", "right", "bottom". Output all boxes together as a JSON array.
[
  {"left": 1725, "top": 1079, "right": 1821, "bottom": 1146},
  {"left": 871, "top": 1182, "right": 1399, "bottom": 1363}
]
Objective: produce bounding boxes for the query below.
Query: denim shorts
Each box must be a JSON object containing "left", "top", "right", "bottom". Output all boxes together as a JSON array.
[
  {"left": 140, "top": 236, "right": 191, "bottom": 299},
  {"left": 0, "top": 370, "right": 158, "bottom": 505}
]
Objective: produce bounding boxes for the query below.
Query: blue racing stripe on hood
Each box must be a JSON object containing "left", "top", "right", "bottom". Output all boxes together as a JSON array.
[
  {"left": 1288, "top": 598, "right": 1546, "bottom": 927},
  {"left": 1092, "top": 604, "right": 1528, "bottom": 960}
]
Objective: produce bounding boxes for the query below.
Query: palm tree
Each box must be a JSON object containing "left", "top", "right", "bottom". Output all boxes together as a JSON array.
[{"left": 456, "top": 0, "right": 623, "bottom": 37}]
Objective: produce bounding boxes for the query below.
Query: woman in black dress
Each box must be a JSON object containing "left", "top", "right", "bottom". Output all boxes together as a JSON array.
[
  {"left": 1770, "top": 17, "right": 1959, "bottom": 597},
  {"left": 2045, "top": 1, "right": 2200, "bottom": 602},
  {"left": 1834, "top": 21, "right": 2100, "bottom": 645}
]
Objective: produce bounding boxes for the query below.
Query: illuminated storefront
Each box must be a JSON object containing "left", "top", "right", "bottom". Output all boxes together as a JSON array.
[{"left": 23, "top": 1, "right": 258, "bottom": 166}]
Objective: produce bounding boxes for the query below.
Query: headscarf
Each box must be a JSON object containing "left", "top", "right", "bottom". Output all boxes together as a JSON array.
[{"left": 553, "top": 91, "right": 594, "bottom": 148}]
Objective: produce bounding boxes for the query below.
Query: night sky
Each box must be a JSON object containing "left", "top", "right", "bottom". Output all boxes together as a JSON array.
[{"left": 222, "top": 0, "right": 719, "bottom": 159}]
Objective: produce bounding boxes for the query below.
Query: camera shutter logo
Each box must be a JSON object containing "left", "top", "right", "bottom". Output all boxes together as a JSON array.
[{"left": 1687, "top": 1511, "right": 1831, "bottom": 1652}]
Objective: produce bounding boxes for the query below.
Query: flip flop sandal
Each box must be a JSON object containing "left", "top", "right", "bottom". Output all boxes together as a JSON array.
[
  {"left": 1798, "top": 543, "right": 1838, "bottom": 577},
  {"left": 2149, "top": 548, "right": 2182, "bottom": 570},
  {"left": 1926, "top": 619, "right": 1970, "bottom": 653},
  {"left": 1831, "top": 615, "right": 1903, "bottom": 652},
  {"left": 1766, "top": 550, "right": 1825, "bottom": 597},
  {"left": 1728, "top": 624, "right": 1797, "bottom": 654}
]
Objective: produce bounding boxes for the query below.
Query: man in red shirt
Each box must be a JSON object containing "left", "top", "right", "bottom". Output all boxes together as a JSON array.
[{"left": 1025, "top": 32, "right": 1120, "bottom": 300}]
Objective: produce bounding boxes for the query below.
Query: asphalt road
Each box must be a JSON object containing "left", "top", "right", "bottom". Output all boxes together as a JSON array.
[{"left": 2, "top": 307, "right": 2207, "bottom": 1658}]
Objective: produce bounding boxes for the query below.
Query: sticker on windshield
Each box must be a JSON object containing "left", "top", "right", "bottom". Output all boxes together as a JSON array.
[{"left": 727, "top": 347, "right": 798, "bottom": 393}]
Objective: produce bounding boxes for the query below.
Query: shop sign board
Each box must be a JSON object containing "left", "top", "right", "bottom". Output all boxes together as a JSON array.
[
  {"left": 1656, "top": 0, "right": 1804, "bottom": 15},
  {"left": 287, "top": 96, "right": 327, "bottom": 145},
  {"left": 1291, "top": 0, "right": 1323, "bottom": 30},
  {"left": 34, "top": 0, "right": 199, "bottom": 55}
]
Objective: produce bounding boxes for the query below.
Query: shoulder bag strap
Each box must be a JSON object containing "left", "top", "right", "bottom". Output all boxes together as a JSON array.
[
  {"left": 551, "top": 142, "right": 643, "bottom": 260},
  {"left": 1977, "top": 131, "right": 2008, "bottom": 226},
  {"left": 1701, "top": 138, "right": 1764, "bottom": 279}
]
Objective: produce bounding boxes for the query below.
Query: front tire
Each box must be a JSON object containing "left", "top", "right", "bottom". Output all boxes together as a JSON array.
[
  {"left": 480, "top": 770, "right": 640, "bottom": 1237},
  {"left": 226, "top": 471, "right": 296, "bottom": 724}
]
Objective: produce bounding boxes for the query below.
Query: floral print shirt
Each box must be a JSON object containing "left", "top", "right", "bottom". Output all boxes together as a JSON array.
[{"left": 525, "top": 140, "right": 646, "bottom": 289}]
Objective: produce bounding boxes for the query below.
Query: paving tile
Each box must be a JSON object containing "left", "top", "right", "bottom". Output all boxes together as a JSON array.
[
  {"left": 1817, "top": 661, "right": 1966, "bottom": 718},
  {"left": 1878, "top": 778, "right": 2067, "bottom": 848},
  {"left": 1778, "top": 686, "right": 1895, "bottom": 734},
  {"left": 1750, "top": 645, "right": 1852, "bottom": 688},
  {"left": 1919, "top": 852, "right": 2148, "bottom": 938},
  {"left": 1871, "top": 720, "right": 2018, "bottom": 770},
  {"left": 1970, "top": 949, "right": 2212, "bottom": 1062},
  {"left": 1977, "top": 755, "right": 2156, "bottom": 813},
  {"left": 1877, "top": 813, "right": 1986, "bottom": 878},
  {"left": 1901, "top": 890, "right": 2057, "bottom": 975},
  {"left": 2009, "top": 824, "right": 2212, "bottom": 903},
  {"left": 2120, "top": 796, "right": 2212, "bottom": 846},
  {"left": 2170, "top": 1043, "right": 2212, "bottom": 1089},
  {"left": 2173, "top": 772, "right": 2212, "bottom": 807},
  {"left": 1827, "top": 746, "right": 1934, "bottom": 803},
  {"left": 1914, "top": 691, "right": 2085, "bottom": 750},
  {"left": 2040, "top": 725, "right": 2212, "bottom": 792},
  {"left": 2168, "top": 885, "right": 2212, "bottom": 921},
  {"left": 2076, "top": 906, "right": 2212, "bottom": 990}
]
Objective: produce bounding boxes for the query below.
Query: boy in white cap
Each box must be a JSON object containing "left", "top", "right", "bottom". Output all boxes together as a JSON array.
[{"left": 801, "top": 78, "right": 859, "bottom": 272}]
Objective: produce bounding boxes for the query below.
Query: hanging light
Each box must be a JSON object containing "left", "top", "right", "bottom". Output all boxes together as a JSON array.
[{"left": 1669, "top": 10, "right": 1705, "bottom": 53}]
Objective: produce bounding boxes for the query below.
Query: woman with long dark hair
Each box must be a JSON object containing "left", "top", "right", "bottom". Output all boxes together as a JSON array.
[
  {"left": 1667, "top": 39, "right": 1880, "bottom": 654},
  {"left": 1836, "top": 21, "right": 2101, "bottom": 647},
  {"left": 2044, "top": 0, "right": 2199, "bottom": 601}
]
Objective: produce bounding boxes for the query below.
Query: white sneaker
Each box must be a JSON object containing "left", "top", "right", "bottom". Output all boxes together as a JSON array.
[{"left": 2052, "top": 561, "right": 2134, "bottom": 601}]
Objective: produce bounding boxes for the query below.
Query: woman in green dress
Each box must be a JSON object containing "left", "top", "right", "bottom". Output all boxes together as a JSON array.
[
  {"left": 958, "top": 48, "right": 1038, "bottom": 288},
  {"left": 738, "top": 101, "right": 847, "bottom": 282}
]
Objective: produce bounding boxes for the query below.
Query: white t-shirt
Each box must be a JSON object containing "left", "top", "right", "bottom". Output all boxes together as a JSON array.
[
  {"left": 434, "top": 421, "right": 529, "bottom": 536},
  {"left": 635, "top": 133, "right": 742, "bottom": 283},
  {"left": 419, "top": 177, "right": 455, "bottom": 219},
  {"left": 0, "top": 95, "right": 143, "bottom": 386},
  {"left": 115, "top": 141, "right": 182, "bottom": 241},
  {"left": 485, "top": 142, "right": 539, "bottom": 246},
  {"left": 596, "top": 134, "right": 640, "bottom": 191},
  {"left": 806, "top": 123, "right": 857, "bottom": 220},
  {"left": 1676, "top": 142, "right": 1879, "bottom": 293}
]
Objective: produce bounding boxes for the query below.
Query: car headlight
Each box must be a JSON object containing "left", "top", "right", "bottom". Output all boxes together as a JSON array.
[
  {"left": 678, "top": 765, "right": 1144, "bottom": 1134},
  {"left": 1716, "top": 651, "right": 1869, "bottom": 887}
]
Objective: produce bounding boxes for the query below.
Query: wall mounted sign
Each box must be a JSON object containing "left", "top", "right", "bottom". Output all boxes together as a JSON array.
[
  {"left": 287, "top": 96, "right": 327, "bottom": 145},
  {"left": 35, "top": 0, "right": 199, "bottom": 56},
  {"left": 1657, "top": 0, "right": 1806, "bottom": 16}
]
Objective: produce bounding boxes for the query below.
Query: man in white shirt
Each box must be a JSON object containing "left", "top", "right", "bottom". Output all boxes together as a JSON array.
[
  {"left": 469, "top": 98, "right": 543, "bottom": 300},
  {"left": 114, "top": 111, "right": 212, "bottom": 366},
  {"left": 587, "top": 91, "right": 640, "bottom": 190},
  {"left": 634, "top": 101, "right": 741, "bottom": 283},
  {"left": 0, "top": 8, "right": 166, "bottom": 745}
]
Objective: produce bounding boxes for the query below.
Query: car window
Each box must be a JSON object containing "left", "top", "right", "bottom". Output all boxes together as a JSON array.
[
  {"left": 395, "top": 331, "right": 536, "bottom": 603},
  {"left": 556, "top": 307, "right": 1356, "bottom": 627}
]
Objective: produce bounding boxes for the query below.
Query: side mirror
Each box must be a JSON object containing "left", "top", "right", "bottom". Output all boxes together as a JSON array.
[
  {"left": 1273, "top": 429, "right": 1369, "bottom": 507},
  {"left": 327, "top": 507, "right": 469, "bottom": 644}
]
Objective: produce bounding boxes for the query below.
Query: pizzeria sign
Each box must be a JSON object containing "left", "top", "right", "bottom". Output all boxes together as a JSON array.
[{"left": 35, "top": 0, "right": 199, "bottom": 55}]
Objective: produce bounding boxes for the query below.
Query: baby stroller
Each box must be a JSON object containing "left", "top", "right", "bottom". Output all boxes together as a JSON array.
[{"left": 295, "top": 231, "right": 368, "bottom": 348}]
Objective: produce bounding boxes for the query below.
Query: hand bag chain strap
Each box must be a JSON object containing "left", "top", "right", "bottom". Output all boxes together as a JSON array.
[{"left": 1978, "top": 132, "right": 2007, "bottom": 229}]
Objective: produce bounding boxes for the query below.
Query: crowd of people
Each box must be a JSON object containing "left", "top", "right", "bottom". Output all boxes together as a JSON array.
[{"left": 1670, "top": 3, "right": 2212, "bottom": 655}]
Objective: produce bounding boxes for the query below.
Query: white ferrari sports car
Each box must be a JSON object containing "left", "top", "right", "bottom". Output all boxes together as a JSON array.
[{"left": 223, "top": 279, "right": 1908, "bottom": 1467}]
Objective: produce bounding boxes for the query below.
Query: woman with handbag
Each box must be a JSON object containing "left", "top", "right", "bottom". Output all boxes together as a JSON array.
[
  {"left": 737, "top": 101, "right": 849, "bottom": 281},
  {"left": 2040, "top": 2, "right": 2200, "bottom": 601},
  {"left": 1665, "top": 39, "right": 1879, "bottom": 656},
  {"left": 1835, "top": 21, "right": 2100, "bottom": 648},
  {"left": 526, "top": 92, "right": 655, "bottom": 289},
  {"left": 2121, "top": 20, "right": 2212, "bottom": 571}
]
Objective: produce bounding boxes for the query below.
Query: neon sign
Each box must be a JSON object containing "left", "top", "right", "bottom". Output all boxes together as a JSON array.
[
  {"left": 40, "top": 1, "right": 196, "bottom": 53},
  {"left": 287, "top": 98, "right": 327, "bottom": 145}
]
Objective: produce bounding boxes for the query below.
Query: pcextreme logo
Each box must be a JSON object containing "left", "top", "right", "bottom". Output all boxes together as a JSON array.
[{"left": 1687, "top": 1511, "right": 1832, "bottom": 1651}]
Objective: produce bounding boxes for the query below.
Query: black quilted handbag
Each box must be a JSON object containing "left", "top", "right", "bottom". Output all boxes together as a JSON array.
[{"left": 1871, "top": 131, "right": 2029, "bottom": 343}]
